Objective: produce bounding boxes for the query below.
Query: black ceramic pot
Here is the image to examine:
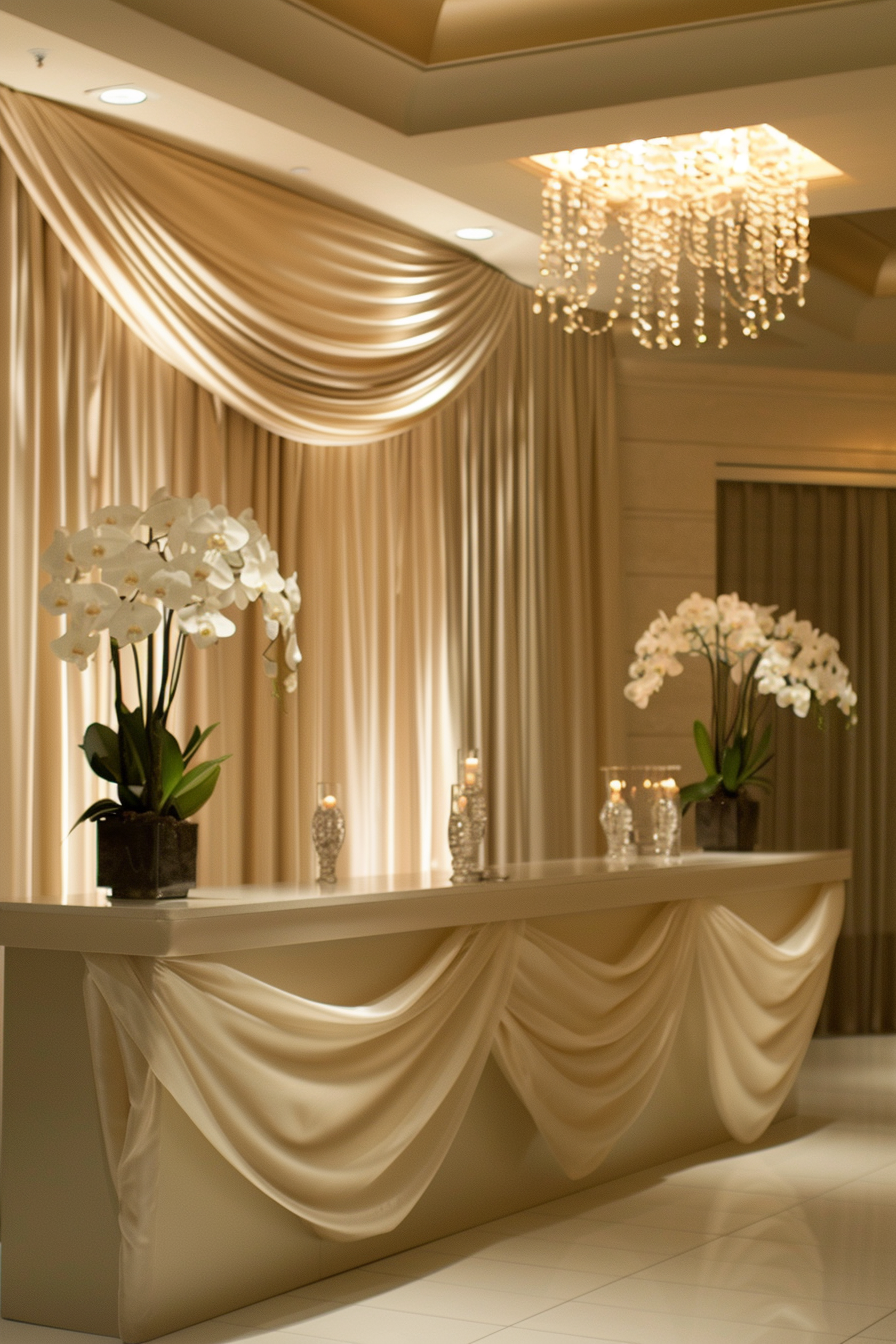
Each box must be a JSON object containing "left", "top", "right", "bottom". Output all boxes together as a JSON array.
[
  {"left": 96, "top": 815, "right": 198, "bottom": 899},
  {"left": 694, "top": 792, "right": 759, "bottom": 852}
]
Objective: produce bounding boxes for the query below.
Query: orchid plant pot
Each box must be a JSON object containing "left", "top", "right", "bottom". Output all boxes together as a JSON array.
[
  {"left": 97, "top": 814, "right": 198, "bottom": 900},
  {"left": 694, "top": 792, "right": 759, "bottom": 852},
  {"left": 40, "top": 489, "right": 302, "bottom": 901}
]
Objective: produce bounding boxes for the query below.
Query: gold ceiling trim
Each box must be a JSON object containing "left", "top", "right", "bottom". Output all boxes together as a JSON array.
[{"left": 294, "top": 0, "right": 861, "bottom": 64}]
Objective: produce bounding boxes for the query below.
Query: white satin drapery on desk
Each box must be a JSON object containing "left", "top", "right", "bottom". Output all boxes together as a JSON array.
[{"left": 0, "top": 852, "right": 849, "bottom": 1343}]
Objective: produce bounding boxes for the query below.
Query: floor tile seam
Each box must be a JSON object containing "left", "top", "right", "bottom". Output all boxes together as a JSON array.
[
  {"left": 279, "top": 1309, "right": 508, "bottom": 1342},
  {"left": 627, "top": 1267, "right": 896, "bottom": 1312},
  {"left": 447, "top": 1235, "right": 728, "bottom": 1279},
  {"left": 278, "top": 1285, "right": 573, "bottom": 1321}
]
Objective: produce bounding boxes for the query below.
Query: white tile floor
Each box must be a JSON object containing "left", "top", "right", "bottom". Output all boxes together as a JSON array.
[{"left": 5, "top": 1036, "right": 896, "bottom": 1344}]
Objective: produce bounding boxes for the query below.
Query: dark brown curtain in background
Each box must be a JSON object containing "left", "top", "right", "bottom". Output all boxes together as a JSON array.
[{"left": 718, "top": 480, "right": 895, "bottom": 1034}]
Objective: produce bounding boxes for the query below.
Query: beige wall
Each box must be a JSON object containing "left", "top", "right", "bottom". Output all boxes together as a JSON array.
[{"left": 615, "top": 359, "right": 896, "bottom": 791}]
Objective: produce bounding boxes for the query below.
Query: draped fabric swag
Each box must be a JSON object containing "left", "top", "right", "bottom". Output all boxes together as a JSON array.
[
  {"left": 83, "top": 884, "right": 844, "bottom": 1339},
  {"left": 0, "top": 86, "right": 516, "bottom": 444},
  {"left": 718, "top": 481, "right": 885, "bottom": 1033},
  {"left": 0, "top": 103, "right": 616, "bottom": 899}
]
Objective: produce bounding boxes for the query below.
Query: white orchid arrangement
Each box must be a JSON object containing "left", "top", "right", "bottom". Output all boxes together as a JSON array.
[
  {"left": 625, "top": 592, "right": 856, "bottom": 808},
  {"left": 40, "top": 489, "right": 301, "bottom": 827}
]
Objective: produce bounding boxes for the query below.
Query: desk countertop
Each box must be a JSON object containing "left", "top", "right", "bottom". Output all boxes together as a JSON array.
[{"left": 0, "top": 850, "right": 851, "bottom": 957}]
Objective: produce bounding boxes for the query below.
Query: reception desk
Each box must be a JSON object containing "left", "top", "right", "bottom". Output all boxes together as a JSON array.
[{"left": 0, "top": 850, "right": 849, "bottom": 1342}]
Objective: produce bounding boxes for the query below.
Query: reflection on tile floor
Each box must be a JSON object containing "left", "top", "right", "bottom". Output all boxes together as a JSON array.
[{"left": 4, "top": 1036, "right": 896, "bottom": 1343}]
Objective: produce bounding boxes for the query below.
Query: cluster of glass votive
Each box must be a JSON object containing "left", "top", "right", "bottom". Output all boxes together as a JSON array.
[
  {"left": 599, "top": 766, "right": 682, "bottom": 862},
  {"left": 448, "top": 749, "right": 487, "bottom": 883},
  {"left": 311, "top": 782, "right": 345, "bottom": 883}
]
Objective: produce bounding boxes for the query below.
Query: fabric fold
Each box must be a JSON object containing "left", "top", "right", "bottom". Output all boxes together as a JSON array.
[
  {"left": 698, "top": 882, "right": 845, "bottom": 1142},
  {"left": 84, "top": 921, "right": 521, "bottom": 1241},
  {"left": 0, "top": 86, "right": 515, "bottom": 444},
  {"left": 493, "top": 903, "right": 698, "bottom": 1178}
]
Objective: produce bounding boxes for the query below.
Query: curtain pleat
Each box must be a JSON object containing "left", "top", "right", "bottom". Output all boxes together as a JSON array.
[
  {"left": 718, "top": 480, "right": 891, "bottom": 1033},
  {"left": 0, "top": 86, "right": 516, "bottom": 444},
  {"left": 0, "top": 146, "right": 616, "bottom": 899}
]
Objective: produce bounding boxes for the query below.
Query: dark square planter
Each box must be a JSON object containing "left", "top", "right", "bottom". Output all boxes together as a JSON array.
[
  {"left": 695, "top": 793, "right": 760, "bottom": 852},
  {"left": 96, "top": 815, "right": 198, "bottom": 900}
]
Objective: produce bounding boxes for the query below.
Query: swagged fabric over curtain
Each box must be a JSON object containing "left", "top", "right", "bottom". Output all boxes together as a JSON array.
[{"left": 0, "top": 87, "right": 616, "bottom": 898}]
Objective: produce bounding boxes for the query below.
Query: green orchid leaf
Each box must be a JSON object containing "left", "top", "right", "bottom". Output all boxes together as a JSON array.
[
  {"left": 171, "top": 764, "right": 222, "bottom": 819},
  {"left": 117, "top": 707, "right": 149, "bottom": 783},
  {"left": 171, "top": 755, "right": 231, "bottom": 800},
  {"left": 680, "top": 774, "right": 722, "bottom": 812},
  {"left": 182, "top": 723, "right": 219, "bottom": 766},
  {"left": 81, "top": 723, "right": 121, "bottom": 784},
  {"left": 721, "top": 741, "right": 743, "bottom": 793},
  {"left": 693, "top": 720, "right": 717, "bottom": 776},
  {"left": 117, "top": 782, "right": 146, "bottom": 811},
  {"left": 68, "top": 798, "right": 121, "bottom": 833},
  {"left": 750, "top": 775, "right": 774, "bottom": 792},
  {"left": 158, "top": 729, "right": 185, "bottom": 810},
  {"left": 745, "top": 723, "right": 773, "bottom": 777}
]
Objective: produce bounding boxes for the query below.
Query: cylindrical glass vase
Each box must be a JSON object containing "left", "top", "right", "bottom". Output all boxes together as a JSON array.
[{"left": 600, "top": 766, "right": 682, "bottom": 860}]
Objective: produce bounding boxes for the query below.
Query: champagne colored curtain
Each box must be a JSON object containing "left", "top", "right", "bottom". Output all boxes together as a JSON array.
[
  {"left": 0, "top": 146, "right": 616, "bottom": 899},
  {"left": 718, "top": 480, "right": 889, "bottom": 1033},
  {"left": 0, "top": 87, "right": 515, "bottom": 444}
]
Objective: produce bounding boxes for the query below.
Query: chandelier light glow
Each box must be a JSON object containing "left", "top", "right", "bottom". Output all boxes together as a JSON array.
[{"left": 531, "top": 125, "right": 835, "bottom": 350}]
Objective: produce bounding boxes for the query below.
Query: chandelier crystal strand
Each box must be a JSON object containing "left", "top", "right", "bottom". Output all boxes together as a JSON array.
[{"left": 533, "top": 125, "right": 811, "bottom": 349}]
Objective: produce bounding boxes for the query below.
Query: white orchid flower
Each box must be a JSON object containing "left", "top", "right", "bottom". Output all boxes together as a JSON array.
[
  {"left": 69, "top": 525, "right": 134, "bottom": 570},
  {"left": 183, "top": 551, "right": 234, "bottom": 592},
  {"left": 187, "top": 505, "right": 250, "bottom": 555},
  {"left": 89, "top": 503, "right": 142, "bottom": 532},
  {"left": 139, "top": 495, "right": 192, "bottom": 536},
  {"left": 39, "top": 578, "right": 76, "bottom": 616},
  {"left": 623, "top": 670, "right": 663, "bottom": 707},
  {"left": 283, "top": 672, "right": 298, "bottom": 694},
  {"left": 108, "top": 601, "right": 162, "bottom": 647},
  {"left": 262, "top": 651, "right": 279, "bottom": 679},
  {"left": 51, "top": 624, "right": 100, "bottom": 670},
  {"left": 142, "top": 568, "right": 194, "bottom": 610},
  {"left": 102, "top": 544, "right": 163, "bottom": 597},
  {"left": 166, "top": 495, "right": 213, "bottom": 556},
  {"left": 70, "top": 582, "right": 120, "bottom": 631},
  {"left": 285, "top": 631, "right": 301, "bottom": 672},
  {"left": 284, "top": 573, "right": 301, "bottom": 614},
  {"left": 40, "top": 529, "right": 78, "bottom": 580},
  {"left": 178, "top": 604, "right": 236, "bottom": 648},
  {"left": 212, "top": 580, "right": 251, "bottom": 611},
  {"left": 240, "top": 538, "right": 285, "bottom": 596},
  {"left": 237, "top": 507, "right": 263, "bottom": 546},
  {"left": 262, "top": 590, "right": 292, "bottom": 629}
]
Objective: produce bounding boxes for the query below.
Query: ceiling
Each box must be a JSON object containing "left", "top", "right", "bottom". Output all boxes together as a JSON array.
[{"left": 2, "top": 0, "right": 896, "bottom": 371}]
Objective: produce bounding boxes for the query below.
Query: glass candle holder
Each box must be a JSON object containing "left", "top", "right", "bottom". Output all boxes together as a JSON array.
[
  {"left": 312, "top": 782, "right": 345, "bottom": 883},
  {"left": 449, "top": 784, "right": 483, "bottom": 884},
  {"left": 600, "top": 766, "right": 682, "bottom": 860},
  {"left": 458, "top": 748, "right": 482, "bottom": 791}
]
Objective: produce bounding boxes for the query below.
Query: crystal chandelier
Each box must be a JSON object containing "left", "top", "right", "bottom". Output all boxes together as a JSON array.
[{"left": 531, "top": 125, "right": 828, "bottom": 349}]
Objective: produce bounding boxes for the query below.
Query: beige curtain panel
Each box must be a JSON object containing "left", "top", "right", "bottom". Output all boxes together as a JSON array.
[
  {"left": 0, "top": 86, "right": 516, "bottom": 444},
  {"left": 718, "top": 481, "right": 886, "bottom": 1033},
  {"left": 84, "top": 884, "right": 843, "bottom": 1342},
  {"left": 1, "top": 131, "right": 616, "bottom": 901}
]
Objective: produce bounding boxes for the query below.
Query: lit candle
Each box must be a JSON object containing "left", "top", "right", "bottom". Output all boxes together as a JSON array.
[
  {"left": 322, "top": 794, "right": 337, "bottom": 810},
  {"left": 457, "top": 794, "right": 468, "bottom": 813},
  {"left": 464, "top": 753, "right": 480, "bottom": 787}
]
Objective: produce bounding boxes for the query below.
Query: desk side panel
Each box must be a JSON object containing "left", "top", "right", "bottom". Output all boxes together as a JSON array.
[{"left": 1, "top": 949, "right": 119, "bottom": 1336}]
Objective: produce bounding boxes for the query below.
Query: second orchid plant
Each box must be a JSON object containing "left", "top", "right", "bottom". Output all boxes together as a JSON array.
[
  {"left": 40, "top": 489, "right": 301, "bottom": 827},
  {"left": 624, "top": 592, "right": 857, "bottom": 809}
]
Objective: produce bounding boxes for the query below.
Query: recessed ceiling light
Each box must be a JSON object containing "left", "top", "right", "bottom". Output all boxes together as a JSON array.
[
  {"left": 456, "top": 227, "right": 495, "bottom": 241},
  {"left": 97, "top": 87, "right": 148, "bottom": 106}
]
